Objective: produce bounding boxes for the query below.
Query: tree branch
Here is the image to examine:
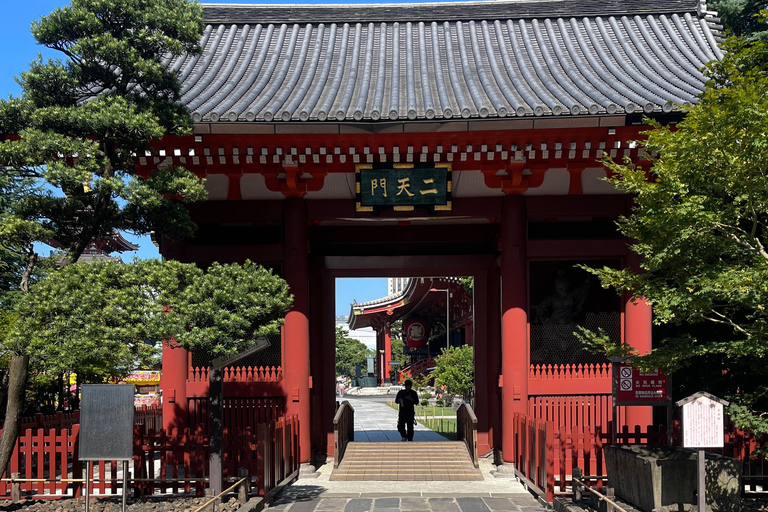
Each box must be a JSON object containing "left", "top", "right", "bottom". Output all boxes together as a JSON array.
[
  {"left": 702, "top": 308, "right": 751, "bottom": 336},
  {"left": 713, "top": 222, "right": 768, "bottom": 261}
]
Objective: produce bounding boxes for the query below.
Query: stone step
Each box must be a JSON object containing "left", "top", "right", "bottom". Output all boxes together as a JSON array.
[{"left": 330, "top": 441, "right": 483, "bottom": 481}]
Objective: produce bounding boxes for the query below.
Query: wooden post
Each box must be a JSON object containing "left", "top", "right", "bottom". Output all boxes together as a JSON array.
[
  {"left": 237, "top": 467, "right": 249, "bottom": 504},
  {"left": 85, "top": 461, "right": 92, "bottom": 512},
  {"left": 209, "top": 367, "right": 223, "bottom": 498},
  {"left": 11, "top": 472, "right": 20, "bottom": 503},
  {"left": 698, "top": 449, "right": 706, "bottom": 512},
  {"left": 122, "top": 463, "right": 129, "bottom": 512},
  {"left": 572, "top": 467, "right": 582, "bottom": 502}
]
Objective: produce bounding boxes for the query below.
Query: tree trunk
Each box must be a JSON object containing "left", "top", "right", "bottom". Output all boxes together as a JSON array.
[{"left": 0, "top": 355, "right": 29, "bottom": 479}]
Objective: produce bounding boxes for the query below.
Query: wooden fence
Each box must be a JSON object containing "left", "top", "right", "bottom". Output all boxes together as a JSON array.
[
  {"left": 132, "top": 415, "right": 300, "bottom": 497},
  {"left": 188, "top": 366, "right": 283, "bottom": 384},
  {"left": 0, "top": 411, "right": 81, "bottom": 432},
  {"left": 456, "top": 403, "right": 478, "bottom": 468},
  {"left": 514, "top": 412, "right": 768, "bottom": 502},
  {"left": 333, "top": 401, "right": 354, "bottom": 468},
  {"left": 134, "top": 404, "right": 163, "bottom": 433},
  {"left": 512, "top": 413, "right": 554, "bottom": 502},
  {"left": 0, "top": 415, "right": 299, "bottom": 500},
  {"left": 187, "top": 396, "right": 285, "bottom": 435},
  {"left": 255, "top": 416, "right": 300, "bottom": 496}
]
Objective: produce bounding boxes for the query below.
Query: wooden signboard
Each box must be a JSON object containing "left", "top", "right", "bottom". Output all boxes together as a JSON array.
[
  {"left": 356, "top": 163, "right": 452, "bottom": 212},
  {"left": 677, "top": 391, "right": 727, "bottom": 449},
  {"left": 675, "top": 391, "right": 729, "bottom": 512}
]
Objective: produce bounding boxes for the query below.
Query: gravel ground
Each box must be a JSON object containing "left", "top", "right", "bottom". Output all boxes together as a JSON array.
[{"left": 0, "top": 496, "right": 246, "bottom": 512}]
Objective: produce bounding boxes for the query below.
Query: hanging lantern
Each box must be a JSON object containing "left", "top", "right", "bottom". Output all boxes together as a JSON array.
[{"left": 404, "top": 318, "right": 429, "bottom": 348}]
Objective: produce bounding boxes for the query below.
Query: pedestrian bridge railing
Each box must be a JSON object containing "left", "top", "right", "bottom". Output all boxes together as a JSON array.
[
  {"left": 456, "top": 403, "right": 478, "bottom": 468},
  {"left": 333, "top": 400, "right": 354, "bottom": 468}
]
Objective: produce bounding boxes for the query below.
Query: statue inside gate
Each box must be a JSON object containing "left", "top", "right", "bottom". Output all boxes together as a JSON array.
[{"left": 532, "top": 271, "right": 591, "bottom": 364}]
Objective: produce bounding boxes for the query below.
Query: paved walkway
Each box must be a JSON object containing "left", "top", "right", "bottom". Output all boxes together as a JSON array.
[{"left": 263, "top": 395, "right": 550, "bottom": 512}]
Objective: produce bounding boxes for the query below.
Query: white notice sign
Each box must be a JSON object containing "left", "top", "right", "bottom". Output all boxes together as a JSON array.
[{"left": 682, "top": 396, "right": 725, "bottom": 448}]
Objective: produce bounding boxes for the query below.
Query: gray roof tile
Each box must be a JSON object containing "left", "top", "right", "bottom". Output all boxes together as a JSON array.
[{"left": 179, "top": 0, "right": 723, "bottom": 123}]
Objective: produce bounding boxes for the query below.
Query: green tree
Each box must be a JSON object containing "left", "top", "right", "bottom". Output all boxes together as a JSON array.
[
  {"left": 389, "top": 320, "right": 408, "bottom": 368},
  {"left": 583, "top": 37, "right": 768, "bottom": 437},
  {"left": 11, "top": 259, "right": 291, "bottom": 374},
  {"left": 709, "top": 0, "right": 768, "bottom": 41},
  {"left": 9, "top": 259, "right": 291, "bottom": 405},
  {"left": 431, "top": 345, "right": 474, "bottom": 401},
  {"left": 0, "top": 0, "right": 205, "bottom": 479},
  {"left": 335, "top": 327, "right": 371, "bottom": 378}
]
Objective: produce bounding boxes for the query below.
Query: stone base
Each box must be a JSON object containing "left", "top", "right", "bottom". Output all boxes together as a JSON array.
[
  {"left": 605, "top": 445, "right": 742, "bottom": 512},
  {"left": 490, "top": 462, "right": 517, "bottom": 479},
  {"left": 298, "top": 462, "right": 320, "bottom": 479}
]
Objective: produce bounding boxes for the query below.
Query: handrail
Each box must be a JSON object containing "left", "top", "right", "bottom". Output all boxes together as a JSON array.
[
  {"left": 573, "top": 468, "right": 629, "bottom": 512},
  {"left": 333, "top": 400, "right": 355, "bottom": 468},
  {"left": 456, "top": 402, "right": 478, "bottom": 468}
]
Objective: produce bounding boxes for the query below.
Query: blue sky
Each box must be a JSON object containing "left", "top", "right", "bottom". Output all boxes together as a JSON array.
[{"left": 1, "top": 1, "right": 392, "bottom": 314}]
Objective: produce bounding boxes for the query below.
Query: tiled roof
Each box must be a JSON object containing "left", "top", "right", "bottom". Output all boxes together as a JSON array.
[{"left": 179, "top": 0, "right": 724, "bottom": 123}]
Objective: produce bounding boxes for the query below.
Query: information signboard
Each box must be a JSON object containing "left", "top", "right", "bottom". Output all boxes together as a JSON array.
[
  {"left": 79, "top": 384, "right": 134, "bottom": 460},
  {"left": 355, "top": 163, "right": 452, "bottom": 212},
  {"left": 678, "top": 393, "right": 727, "bottom": 449},
  {"left": 614, "top": 364, "right": 669, "bottom": 404}
]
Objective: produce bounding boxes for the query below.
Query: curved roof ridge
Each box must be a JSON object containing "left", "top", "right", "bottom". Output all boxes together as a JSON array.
[{"left": 204, "top": 0, "right": 703, "bottom": 24}]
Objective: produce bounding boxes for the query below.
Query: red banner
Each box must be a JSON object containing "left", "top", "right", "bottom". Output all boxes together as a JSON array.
[
  {"left": 615, "top": 364, "right": 668, "bottom": 403},
  {"left": 404, "top": 318, "right": 429, "bottom": 348}
]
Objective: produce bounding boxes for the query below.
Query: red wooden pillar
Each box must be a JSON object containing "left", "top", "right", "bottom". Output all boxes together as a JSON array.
[
  {"left": 473, "top": 268, "right": 501, "bottom": 455},
  {"left": 384, "top": 323, "right": 392, "bottom": 384},
  {"left": 375, "top": 328, "right": 387, "bottom": 386},
  {"left": 322, "top": 269, "right": 336, "bottom": 454},
  {"left": 500, "top": 194, "right": 528, "bottom": 462},
  {"left": 309, "top": 257, "right": 325, "bottom": 457},
  {"left": 160, "top": 339, "right": 188, "bottom": 430},
  {"left": 282, "top": 198, "right": 311, "bottom": 463},
  {"left": 623, "top": 251, "right": 654, "bottom": 429}
]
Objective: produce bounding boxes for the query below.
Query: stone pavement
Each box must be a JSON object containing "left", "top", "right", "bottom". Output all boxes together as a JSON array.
[
  {"left": 265, "top": 495, "right": 550, "bottom": 512},
  {"left": 262, "top": 395, "right": 550, "bottom": 512}
]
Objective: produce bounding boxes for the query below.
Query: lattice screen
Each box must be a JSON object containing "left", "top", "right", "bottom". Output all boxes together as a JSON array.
[{"left": 530, "top": 311, "right": 619, "bottom": 366}]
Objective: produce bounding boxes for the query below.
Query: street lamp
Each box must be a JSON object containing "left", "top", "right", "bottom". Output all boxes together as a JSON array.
[{"left": 430, "top": 288, "right": 451, "bottom": 352}]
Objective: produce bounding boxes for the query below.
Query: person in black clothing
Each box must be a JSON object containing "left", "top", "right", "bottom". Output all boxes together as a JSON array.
[{"left": 395, "top": 379, "right": 419, "bottom": 441}]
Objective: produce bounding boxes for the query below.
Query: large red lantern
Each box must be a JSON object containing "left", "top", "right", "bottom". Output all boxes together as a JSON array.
[{"left": 404, "top": 318, "right": 429, "bottom": 348}]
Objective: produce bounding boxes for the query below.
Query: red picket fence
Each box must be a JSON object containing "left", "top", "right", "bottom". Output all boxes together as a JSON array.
[
  {"left": 528, "top": 394, "right": 616, "bottom": 432},
  {"left": 515, "top": 412, "right": 768, "bottom": 502},
  {"left": 0, "top": 411, "right": 81, "bottom": 432},
  {"left": 2, "top": 406, "right": 161, "bottom": 433},
  {"left": 134, "top": 404, "right": 163, "bottom": 433},
  {"left": 513, "top": 413, "right": 554, "bottom": 502},
  {"left": 721, "top": 427, "right": 768, "bottom": 496},
  {"left": 132, "top": 415, "right": 300, "bottom": 497},
  {"left": 187, "top": 396, "right": 285, "bottom": 435},
  {"left": 0, "top": 415, "right": 299, "bottom": 500},
  {"left": 188, "top": 366, "right": 283, "bottom": 384},
  {"left": 0, "top": 425, "right": 124, "bottom": 499},
  {"left": 255, "top": 416, "right": 300, "bottom": 496}
]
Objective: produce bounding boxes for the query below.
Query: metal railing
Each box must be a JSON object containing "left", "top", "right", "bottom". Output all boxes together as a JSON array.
[
  {"left": 333, "top": 400, "right": 355, "bottom": 468},
  {"left": 456, "top": 402, "right": 478, "bottom": 467}
]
